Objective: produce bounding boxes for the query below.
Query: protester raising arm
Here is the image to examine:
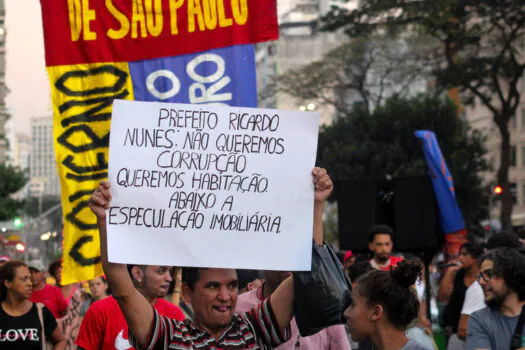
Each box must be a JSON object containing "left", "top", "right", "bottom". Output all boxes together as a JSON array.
[
  {"left": 88, "top": 181, "right": 154, "bottom": 346},
  {"left": 270, "top": 167, "right": 333, "bottom": 331},
  {"left": 88, "top": 167, "right": 333, "bottom": 347}
]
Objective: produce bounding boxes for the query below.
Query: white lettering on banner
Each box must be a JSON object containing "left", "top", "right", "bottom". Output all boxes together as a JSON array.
[
  {"left": 146, "top": 69, "right": 181, "bottom": 100},
  {"left": 0, "top": 328, "right": 40, "bottom": 342},
  {"left": 145, "top": 53, "right": 232, "bottom": 105}
]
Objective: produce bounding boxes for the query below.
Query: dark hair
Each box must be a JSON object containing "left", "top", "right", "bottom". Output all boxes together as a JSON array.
[
  {"left": 356, "top": 259, "right": 421, "bottom": 329},
  {"left": 91, "top": 275, "right": 107, "bottom": 284},
  {"left": 48, "top": 260, "right": 61, "bottom": 277},
  {"left": 486, "top": 233, "right": 523, "bottom": 251},
  {"left": 348, "top": 261, "right": 373, "bottom": 282},
  {"left": 126, "top": 264, "right": 147, "bottom": 286},
  {"left": 182, "top": 267, "right": 205, "bottom": 291},
  {"left": 460, "top": 241, "right": 484, "bottom": 259},
  {"left": 0, "top": 260, "right": 28, "bottom": 301},
  {"left": 481, "top": 248, "right": 525, "bottom": 301},
  {"left": 237, "top": 270, "right": 261, "bottom": 290},
  {"left": 368, "top": 224, "right": 394, "bottom": 243}
]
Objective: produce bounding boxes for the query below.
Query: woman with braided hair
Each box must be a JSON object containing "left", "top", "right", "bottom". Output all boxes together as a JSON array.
[{"left": 344, "top": 259, "right": 432, "bottom": 350}]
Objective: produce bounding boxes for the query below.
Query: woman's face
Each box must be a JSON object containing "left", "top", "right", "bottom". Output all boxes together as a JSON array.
[
  {"left": 7, "top": 266, "right": 33, "bottom": 300},
  {"left": 344, "top": 283, "right": 375, "bottom": 342},
  {"left": 88, "top": 277, "right": 108, "bottom": 299}
]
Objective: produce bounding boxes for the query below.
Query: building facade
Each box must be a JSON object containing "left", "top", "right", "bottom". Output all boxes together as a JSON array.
[
  {"left": 465, "top": 81, "right": 525, "bottom": 226},
  {"left": 258, "top": 0, "right": 344, "bottom": 125},
  {"left": 30, "top": 116, "right": 60, "bottom": 197},
  {"left": 0, "top": 0, "right": 8, "bottom": 164}
]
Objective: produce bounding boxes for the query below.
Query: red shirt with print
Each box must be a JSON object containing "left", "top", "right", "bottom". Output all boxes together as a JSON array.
[
  {"left": 370, "top": 256, "right": 404, "bottom": 271},
  {"left": 76, "top": 296, "right": 184, "bottom": 350},
  {"left": 30, "top": 284, "right": 68, "bottom": 319}
]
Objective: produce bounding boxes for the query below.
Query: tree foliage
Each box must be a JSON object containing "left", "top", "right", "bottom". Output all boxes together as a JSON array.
[
  {"left": 0, "top": 164, "right": 27, "bottom": 221},
  {"left": 317, "top": 94, "right": 489, "bottom": 230},
  {"left": 322, "top": 0, "right": 525, "bottom": 231},
  {"left": 263, "top": 37, "right": 430, "bottom": 114}
]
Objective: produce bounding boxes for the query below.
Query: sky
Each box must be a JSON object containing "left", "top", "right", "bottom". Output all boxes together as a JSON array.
[
  {"left": 4, "top": 0, "right": 299, "bottom": 136},
  {"left": 5, "top": 1, "right": 51, "bottom": 135}
]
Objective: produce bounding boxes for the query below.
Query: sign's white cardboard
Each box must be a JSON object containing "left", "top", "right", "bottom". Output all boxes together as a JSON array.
[{"left": 107, "top": 99, "right": 320, "bottom": 270}]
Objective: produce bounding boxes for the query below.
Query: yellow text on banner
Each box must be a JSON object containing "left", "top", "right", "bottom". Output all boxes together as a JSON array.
[{"left": 48, "top": 62, "right": 134, "bottom": 285}]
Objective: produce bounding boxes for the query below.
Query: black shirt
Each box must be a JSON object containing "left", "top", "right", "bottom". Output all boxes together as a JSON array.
[
  {"left": 444, "top": 268, "right": 468, "bottom": 333},
  {"left": 0, "top": 303, "right": 57, "bottom": 349}
]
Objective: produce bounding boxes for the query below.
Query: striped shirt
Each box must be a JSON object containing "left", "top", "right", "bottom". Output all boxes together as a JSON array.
[{"left": 130, "top": 298, "right": 290, "bottom": 349}]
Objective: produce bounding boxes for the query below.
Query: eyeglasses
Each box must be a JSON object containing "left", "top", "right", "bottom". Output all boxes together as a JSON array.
[{"left": 477, "top": 269, "right": 494, "bottom": 283}]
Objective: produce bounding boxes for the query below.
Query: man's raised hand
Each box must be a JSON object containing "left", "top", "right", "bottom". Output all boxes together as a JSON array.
[
  {"left": 312, "top": 167, "right": 333, "bottom": 203},
  {"left": 88, "top": 180, "right": 112, "bottom": 220}
]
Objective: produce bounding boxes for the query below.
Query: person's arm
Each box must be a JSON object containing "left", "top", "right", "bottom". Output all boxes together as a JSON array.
[
  {"left": 56, "top": 287, "right": 69, "bottom": 317},
  {"left": 88, "top": 181, "right": 154, "bottom": 347},
  {"left": 458, "top": 282, "right": 486, "bottom": 340},
  {"left": 457, "top": 314, "right": 469, "bottom": 340},
  {"left": 50, "top": 327, "right": 67, "bottom": 350},
  {"left": 42, "top": 306, "right": 67, "bottom": 349},
  {"left": 437, "top": 266, "right": 460, "bottom": 302},
  {"left": 270, "top": 167, "right": 332, "bottom": 331},
  {"left": 466, "top": 312, "right": 490, "bottom": 350}
]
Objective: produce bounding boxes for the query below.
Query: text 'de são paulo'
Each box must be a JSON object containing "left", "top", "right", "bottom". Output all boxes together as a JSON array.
[{"left": 107, "top": 100, "right": 320, "bottom": 271}]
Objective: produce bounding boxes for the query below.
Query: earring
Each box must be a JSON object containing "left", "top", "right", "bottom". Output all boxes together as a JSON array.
[{"left": 138, "top": 279, "right": 141, "bottom": 283}]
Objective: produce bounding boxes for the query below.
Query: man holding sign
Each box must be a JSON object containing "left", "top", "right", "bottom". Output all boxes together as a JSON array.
[{"left": 88, "top": 166, "right": 333, "bottom": 348}]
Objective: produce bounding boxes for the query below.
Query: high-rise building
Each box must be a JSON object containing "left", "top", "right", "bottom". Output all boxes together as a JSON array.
[
  {"left": 258, "top": 0, "right": 344, "bottom": 125},
  {"left": 10, "top": 132, "right": 31, "bottom": 174},
  {"left": 30, "top": 117, "right": 60, "bottom": 197},
  {"left": 0, "top": 0, "right": 8, "bottom": 164}
]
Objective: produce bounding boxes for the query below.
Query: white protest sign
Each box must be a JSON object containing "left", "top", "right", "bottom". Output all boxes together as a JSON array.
[{"left": 107, "top": 99, "right": 320, "bottom": 270}]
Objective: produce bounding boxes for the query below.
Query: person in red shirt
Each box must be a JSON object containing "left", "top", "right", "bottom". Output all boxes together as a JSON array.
[
  {"left": 28, "top": 260, "right": 68, "bottom": 319},
  {"left": 76, "top": 264, "right": 184, "bottom": 350},
  {"left": 368, "top": 225, "right": 404, "bottom": 271}
]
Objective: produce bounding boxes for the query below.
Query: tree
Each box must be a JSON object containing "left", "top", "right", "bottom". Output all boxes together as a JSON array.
[
  {"left": 263, "top": 37, "right": 430, "bottom": 115},
  {"left": 317, "top": 94, "right": 489, "bottom": 230},
  {"left": 0, "top": 164, "right": 27, "bottom": 221},
  {"left": 322, "top": 0, "right": 525, "bottom": 232}
]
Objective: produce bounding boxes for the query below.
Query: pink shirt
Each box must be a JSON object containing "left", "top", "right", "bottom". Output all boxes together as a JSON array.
[{"left": 236, "top": 286, "right": 351, "bottom": 350}]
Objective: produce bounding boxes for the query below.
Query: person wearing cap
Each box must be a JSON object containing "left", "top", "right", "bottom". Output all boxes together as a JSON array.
[{"left": 28, "top": 260, "right": 68, "bottom": 319}]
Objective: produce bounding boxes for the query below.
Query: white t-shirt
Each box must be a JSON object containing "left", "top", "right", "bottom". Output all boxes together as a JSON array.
[{"left": 461, "top": 281, "right": 486, "bottom": 315}]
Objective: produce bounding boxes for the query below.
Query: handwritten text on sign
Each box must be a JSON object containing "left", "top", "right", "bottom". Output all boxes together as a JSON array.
[{"left": 107, "top": 100, "right": 320, "bottom": 270}]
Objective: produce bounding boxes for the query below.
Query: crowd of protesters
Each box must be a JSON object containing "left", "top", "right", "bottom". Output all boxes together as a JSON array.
[{"left": 1, "top": 170, "right": 525, "bottom": 349}]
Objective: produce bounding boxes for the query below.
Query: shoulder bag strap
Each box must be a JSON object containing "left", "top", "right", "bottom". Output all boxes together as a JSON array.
[
  {"left": 510, "top": 304, "right": 525, "bottom": 350},
  {"left": 36, "top": 303, "right": 47, "bottom": 350}
]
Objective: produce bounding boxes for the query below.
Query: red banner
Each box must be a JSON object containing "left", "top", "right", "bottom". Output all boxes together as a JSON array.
[{"left": 40, "top": 0, "right": 278, "bottom": 66}]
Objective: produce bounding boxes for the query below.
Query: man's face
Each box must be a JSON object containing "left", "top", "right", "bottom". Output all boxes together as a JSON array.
[
  {"left": 188, "top": 268, "right": 238, "bottom": 332},
  {"left": 88, "top": 277, "right": 108, "bottom": 299},
  {"left": 142, "top": 266, "right": 172, "bottom": 298},
  {"left": 479, "top": 259, "right": 509, "bottom": 308},
  {"left": 29, "top": 268, "right": 45, "bottom": 287},
  {"left": 369, "top": 234, "right": 393, "bottom": 263}
]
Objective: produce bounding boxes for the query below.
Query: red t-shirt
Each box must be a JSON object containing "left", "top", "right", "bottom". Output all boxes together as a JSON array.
[
  {"left": 76, "top": 296, "right": 184, "bottom": 350},
  {"left": 369, "top": 256, "right": 404, "bottom": 271},
  {"left": 30, "top": 284, "right": 68, "bottom": 319}
]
